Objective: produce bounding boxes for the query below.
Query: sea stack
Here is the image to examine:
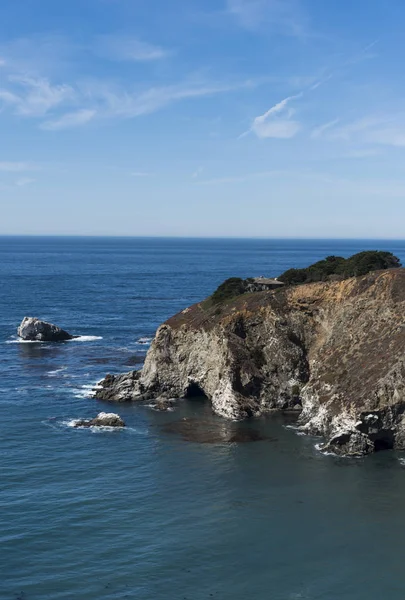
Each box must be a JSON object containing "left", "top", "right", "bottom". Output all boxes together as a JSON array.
[{"left": 17, "top": 317, "right": 75, "bottom": 342}]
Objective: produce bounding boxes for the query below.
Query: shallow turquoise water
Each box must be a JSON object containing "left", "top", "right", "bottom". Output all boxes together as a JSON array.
[{"left": 2, "top": 237, "right": 405, "bottom": 600}]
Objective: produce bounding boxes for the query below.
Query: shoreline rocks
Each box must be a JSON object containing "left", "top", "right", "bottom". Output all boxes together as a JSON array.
[
  {"left": 73, "top": 412, "right": 126, "bottom": 428},
  {"left": 18, "top": 317, "right": 75, "bottom": 342}
]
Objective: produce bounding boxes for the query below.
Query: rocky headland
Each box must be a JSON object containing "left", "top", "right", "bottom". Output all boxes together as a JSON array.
[{"left": 95, "top": 267, "right": 405, "bottom": 456}]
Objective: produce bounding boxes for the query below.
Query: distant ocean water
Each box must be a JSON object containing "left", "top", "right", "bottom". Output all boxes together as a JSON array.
[{"left": 2, "top": 236, "right": 405, "bottom": 600}]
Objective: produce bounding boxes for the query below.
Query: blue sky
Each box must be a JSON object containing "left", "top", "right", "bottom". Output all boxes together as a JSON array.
[{"left": 1, "top": 0, "right": 405, "bottom": 237}]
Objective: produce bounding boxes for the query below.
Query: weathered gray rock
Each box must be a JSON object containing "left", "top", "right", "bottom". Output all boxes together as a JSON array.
[
  {"left": 18, "top": 317, "right": 75, "bottom": 342},
  {"left": 95, "top": 269, "right": 405, "bottom": 455},
  {"left": 73, "top": 412, "right": 125, "bottom": 428},
  {"left": 151, "top": 397, "right": 176, "bottom": 411},
  {"left": 95, "top": 371, "right": 145, "bottom": 402}
]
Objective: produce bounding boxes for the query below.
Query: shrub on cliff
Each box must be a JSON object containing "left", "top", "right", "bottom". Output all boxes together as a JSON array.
[
  {"left": 211, "top": 277, "right": 247, "bottom": 304},
  {"left": 278, "top": 251, "right": 401, "bottom": 285},
  {"left": 337, "top": 251, "right": 401, "bottom": 278}
]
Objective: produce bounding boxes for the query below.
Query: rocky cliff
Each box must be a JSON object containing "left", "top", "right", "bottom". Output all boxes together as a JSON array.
[{"left": 95, "top": 269, "right": 405, "bottom": 456}]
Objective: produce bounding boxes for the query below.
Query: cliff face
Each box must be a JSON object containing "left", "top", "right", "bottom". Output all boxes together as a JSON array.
[{"left": 96, "top": 269, "right": 405, "bottom": 455}]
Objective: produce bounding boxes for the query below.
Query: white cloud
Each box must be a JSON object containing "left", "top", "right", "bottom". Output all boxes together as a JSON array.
[
  {"left": 317, "top": 115, "right": 405, "bottom": 148},
  {"left": 5, "top": 75, "right": 75, "bottom": 117},
  {"left": 311, "top": 118, "right": 340, "bottom": 139},
  {"left": 94, "top": 35, "right": 171, "bottom": 62},
  {"left": 41, "top": 109, "right": 96, "bottom": 130},
  {"left": 101, "top": 80, "right": 256, "bottom": 118},
  {"left": 0, "top": 161, "right": 39, "bottom": 172},
  {"left": 226, "top": 0, "right": 308, "bottom": 37},
  {"left": 15, "top": 177, "right": 35, "bottom": 187},
  {"left": 244, "top": 93, "right": 302, "bottom": 139},
  {"left": 0, "top": 30, "right": 264, "bottom": 131}
]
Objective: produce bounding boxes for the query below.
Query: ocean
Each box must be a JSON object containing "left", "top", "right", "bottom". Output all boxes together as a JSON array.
[{"left": 2, "top": 236, "right": 405, "bottom": 600}]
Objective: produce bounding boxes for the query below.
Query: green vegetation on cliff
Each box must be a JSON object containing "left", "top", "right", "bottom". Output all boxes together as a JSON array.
[
  {"left": 278, "top": 251, "right": 401, "bottom": 286},
  {"left": 208, "top": 251, "right": 401, "bottom": 306},
  {"left": 210, "top": 277, "right": 249, "bottom": 305}
]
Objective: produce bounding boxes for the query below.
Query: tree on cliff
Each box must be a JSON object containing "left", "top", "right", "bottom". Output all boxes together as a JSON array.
[{"left": 278, "top": 251, "right": 401, "bottom": 285}]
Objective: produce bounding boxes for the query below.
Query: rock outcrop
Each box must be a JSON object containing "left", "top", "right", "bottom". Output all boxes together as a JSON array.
[
  {"left": 73, "top": 412, "right": 125, "bottom": 428},
  {"left": 95, "top": 269, "right": 405, "bottom": 455},
  {"left": 18, "top": 317, "right": 75, "bottom": 341}
]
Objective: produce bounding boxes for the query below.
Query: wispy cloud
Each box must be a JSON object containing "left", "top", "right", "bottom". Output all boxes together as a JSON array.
[
  {"left": 0, "top": 60, "right": 261, "bottom": 129},
  {"left": 226, "top": 0, "right": 309, "bottom": 37},
  {"left": 197, "top": 170, "right": 289, "bottom": 185},
  {"left": 93, "top": 35, "right": 172, "bottom": 62},
  {"left": 311, "top": 118, "right": 340, "bottom": 139},
  {"left": 41, "top": 109, "right": 96, "bottom": 130},
  {"left": 1, "top": 75, "right": 74, "bottom": 117},
  {"left": 15, "top": 177, "right": 35, "bottom": 187},
  {"left": 0, "top": 35, "right": 75, "bottom": 77},
  {"left": 309, "top": 113, "right": 405, "bottom": 149},
  {"left": 94, "top": 79, "right": 258, "bottom": 119},
  {"left": 192, "top": 166, "right": 204, "bottom": 178},
  {"left": 130, "top": 171, "right": 153, "bottom": 177},
  {"left": 313, "top": 115, "right": 405, "bottom": 148},
  {"left": 0, "top": 161, "right": 39, "bottom": 172},
  {"left": 242, "top": 93, "right": 302, "bottom": 139}
]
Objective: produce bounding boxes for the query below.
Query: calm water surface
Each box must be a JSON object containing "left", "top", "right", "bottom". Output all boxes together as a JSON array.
[{"left": 2, "top": 237, "right": 405, "bottom": 600}]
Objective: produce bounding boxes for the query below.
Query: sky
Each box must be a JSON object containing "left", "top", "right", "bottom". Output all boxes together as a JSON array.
[{"left": 1, "top": 0, "right": 405, "bottom": 237}]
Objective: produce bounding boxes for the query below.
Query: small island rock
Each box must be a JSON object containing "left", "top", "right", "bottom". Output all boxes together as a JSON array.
[
  {"left": 73, "top": 412, "right": 126, "bottom": 428},
  {"left": 18, "top": 317, "right": 75, "bottom": 342}
]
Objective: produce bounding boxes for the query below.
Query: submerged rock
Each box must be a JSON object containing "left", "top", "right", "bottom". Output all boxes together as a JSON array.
[
  {"left": 151, "top": 397, "right": 176, "bottom": 411},
  {"left": 96, "top": 269, "right": 405, "bottom": 455},
  {"left": 73, "top": 412, "right": 125, "bottom": 428},
  {"left": 18, "top": 317, "right": 75, "bottom": 342}
]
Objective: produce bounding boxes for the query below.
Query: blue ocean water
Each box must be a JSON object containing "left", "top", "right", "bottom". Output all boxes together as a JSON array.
[{"left": 2, "top": 236, "right": 405, "bottom": 600}]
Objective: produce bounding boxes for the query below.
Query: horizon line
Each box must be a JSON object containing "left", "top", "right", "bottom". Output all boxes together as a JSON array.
[{"left": 1, "top": 234, "right": 405, "bottom": 242}]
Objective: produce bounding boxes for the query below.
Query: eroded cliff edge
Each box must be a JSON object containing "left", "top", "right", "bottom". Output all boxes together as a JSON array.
[{"left": 96, "top": 269, "right": 405, "bottom": 455}]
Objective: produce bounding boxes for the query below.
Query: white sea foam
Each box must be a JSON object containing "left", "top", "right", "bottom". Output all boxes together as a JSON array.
[
  {"left": 284, "top": 424, "right": 306, "bottom": 436},
  {"left": 5, "top": 338, "right": 44, "bottom": 344},
  {"left": 314, "top": 442, "right": 337, "bottom": 456},
  {"left": 146, "top": 403, "right": 175, "bottom": 412},
  {"left": 44, "top": 418, "right": 146, "bottom": 435},
  {"left": 314, "top": 442, "right": 357, "bottom": 458},
  {"left": 398, "top": 458, "right": 405, "bottom": 467},
  {"left": 72, "top": 382, "right": 102, "bottom": 399},
  {"left": 137, "top": 337, "right": 152, "bottom": 345},
  {"left": 6, "top": 335, "right": 102, "bottom": 344},
  {"left": 70, "top": 336, "right": 103, "bottom": 342},
  {"left": 47, "top": 367, "right": 68, "bottom": 376}
]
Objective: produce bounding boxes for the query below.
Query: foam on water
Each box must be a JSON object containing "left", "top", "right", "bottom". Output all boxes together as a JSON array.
[
  {"left": 46, "top": 419, "right": 144, "bottom": 435},
  {"left": 47, "top": 367, "right": 68, "bottom": 376},
  {"left": 5, "top": 338, "right": 44, "bottom": 344},
  {"left": 71, "top": 382, "right": 102, "bottom": 399},
  {"left": 285, "top": 424, "right": 307, "bottom": 436},
  {"left": 69, "top": 335, "right": 103, "bottom": 342},
  {"left": 137, "top": 336, "right": 152, "bottom": 345}
]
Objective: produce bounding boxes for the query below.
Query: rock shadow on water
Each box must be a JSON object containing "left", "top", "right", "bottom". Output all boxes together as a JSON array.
[{"left": 162, "top": 417, "right": 273, "bottom": 444}]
